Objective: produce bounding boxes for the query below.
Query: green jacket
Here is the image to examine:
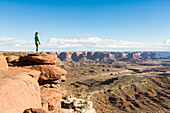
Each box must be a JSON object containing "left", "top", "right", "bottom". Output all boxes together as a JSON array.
[{"left": 35, "top": 35, "right": 40, "bottom": 44}]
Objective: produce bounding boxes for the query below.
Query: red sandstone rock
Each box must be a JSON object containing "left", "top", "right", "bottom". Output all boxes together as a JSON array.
[
  {"left": 23, "top": 65, "right": 67, "bottom": 84},
  {"left": 0, "top": 53, "right": 8, "bottom": 70},
  {"left": 43, "top": 51, "right": 157, "bottom": 63},
  {"left": 40, "top": 85, "right": 67, "bottom": 113},
  {"left": 0, "top": 67, "right": 42, "bottom": 113},
  {"left": 23, "top": 68, "right": 41, "bottom": 81},
  {"left": 6, "top": 55, "right": 19, "bottom": 63},
  {"left": 19, "top": 53, "right": 57, "bottom": 65}
]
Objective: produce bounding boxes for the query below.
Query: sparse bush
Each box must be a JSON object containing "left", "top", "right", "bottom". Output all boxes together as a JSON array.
[
  {"left": 83, "top": 101, "right": 88, "bottom": 104},
  {"left": 2, "top": 52, "right": 30, "bottom": 57},
  {"left": 60, "top": 65, "right": 65, "bottom": 68}
]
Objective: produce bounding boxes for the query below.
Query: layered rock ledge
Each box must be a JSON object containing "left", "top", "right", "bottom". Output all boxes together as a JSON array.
[
  {"left": 0, "top": 53, "right": 67, "bottom": 113},
  {"left": 41, "top": 51, "right": 161, "bottom": 63}
]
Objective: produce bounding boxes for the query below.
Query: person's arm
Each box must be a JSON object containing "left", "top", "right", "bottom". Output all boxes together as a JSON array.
[{"left": 38, "top": 36, "right": 41, "bottom": 45}]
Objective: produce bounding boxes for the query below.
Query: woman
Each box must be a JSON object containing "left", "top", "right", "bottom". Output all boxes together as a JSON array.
[{"left": 34, "top": 32, "right": 41, "bottom": 54}]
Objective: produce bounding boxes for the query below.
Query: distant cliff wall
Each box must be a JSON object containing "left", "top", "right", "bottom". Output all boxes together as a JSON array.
[{"left": 43, "top": 51, "right": 159, "bottom": 63}]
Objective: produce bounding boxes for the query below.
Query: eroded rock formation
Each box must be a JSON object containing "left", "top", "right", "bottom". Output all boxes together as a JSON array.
[
  {"left": 19, "top": 53, "right": 57, "bottom": 65},
  {"left": 18, "top": 53, "right": 67, "bottom": 113},
  {"left": 43, "top": 51, "right": 159, "bottom": 63},
  {"left": 23, "top": 65, "right": 67, "bottom": 84},
  {"left": 0, "top": 53, "right": 68, "bottom": 113}
]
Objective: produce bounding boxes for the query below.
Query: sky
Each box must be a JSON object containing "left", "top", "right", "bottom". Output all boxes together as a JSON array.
[{"left": 0, "top": 0, "right": 170, "bottom": 51}]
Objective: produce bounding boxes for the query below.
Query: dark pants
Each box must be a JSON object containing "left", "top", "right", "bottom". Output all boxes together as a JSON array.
[{"left": 35, "top": 43, "right": 39, "bottom": 53}]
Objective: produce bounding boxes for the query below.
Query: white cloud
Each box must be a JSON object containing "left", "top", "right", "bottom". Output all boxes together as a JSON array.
[
  {"left": 70, "top": 34, "right": 93, "bottom": 38},
  {"left": 0, "top": 37, "right": 170, "bottom": 51},
  {"left": 45, "top": 37, "right": 170, "bottom": 51},
  {"left": 165, "top": 39, "right": 170, "bottom": 44},
  {"left": 0, "top": 37, "right": 34, "bottom": 51}
]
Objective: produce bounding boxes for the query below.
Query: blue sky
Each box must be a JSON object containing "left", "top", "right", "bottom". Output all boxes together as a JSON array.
[{"left": 0, "top": 0, "right": 170, "bottom": 51}]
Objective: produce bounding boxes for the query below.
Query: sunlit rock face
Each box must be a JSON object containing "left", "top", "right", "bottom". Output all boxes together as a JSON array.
[
  {"left": 19, "top": 53, "right": 57, "bottom": 65},
  {"left": 44, "top": 51, "right": 158, "bottom": 63},
  {"left": 0, "top": 67, "right": 42, "bottom": 113},
  {"left": 0, "top": 53, "right": 8, "bottom": 70},
  {"left": 1, "top": 53, "right": 68, "bottom": 113}
]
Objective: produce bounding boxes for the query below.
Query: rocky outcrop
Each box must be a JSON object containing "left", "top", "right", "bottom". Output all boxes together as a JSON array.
[
  {"left": 19, "top": 54, "right": 57, "bottom": 65},
  {"left": 6, "top": 55, "right": 19, "bottom": 63},
  {"left": 0, "top": 53, "right": 8, "bottom": 70},
  {"left": 0, "top": 67, "right": 42, "bottom": 113},
  {"left": 16, "top": 53, "right": 67, "bottom": 113},
  {"left": 25, "top": 68, "right": 41, "bottom": 81},
  {"left": 61, "top": 96, "right": 96, "bottom": 113},
  {"left": 24, "top": 65, "right": 67, "bottom": 84},
  {"left": 44, "top": 51, "right": 158, "bottom": 63},
  {"left": 40, "top": 84, "right": 67, "bottom": 113},
  {"left": 0, "top": 53, "right": 68, "bottom": 113}
]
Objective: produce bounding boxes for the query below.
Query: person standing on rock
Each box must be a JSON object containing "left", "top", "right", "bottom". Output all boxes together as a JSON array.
[{"left": 34, "top": 32, "right": 41, "bottom": 54}]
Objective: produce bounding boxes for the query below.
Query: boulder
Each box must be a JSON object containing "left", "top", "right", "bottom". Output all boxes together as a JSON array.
[
  {"left": 19, "top": 53, "right": 57, "bottom": 65},
  {"left": 6, "top": 55, "right": 19, "bottom": 63},
  {"left": 40, "top": 84, "right": 67, "bottom": 113},
  {"left": 0, "top": 67, "right": 42, "bottom": 113},
  {"left": 61, "top": 96, "right": 96, "bottom": 113},
  {"left": 23, "top": 65, "right": 67, "bottom": 84},
  {"left": 0, "top": 53, "right": 8, "bottom": 70}
]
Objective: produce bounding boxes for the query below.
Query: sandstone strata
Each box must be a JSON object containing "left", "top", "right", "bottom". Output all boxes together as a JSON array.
[
  {"left": 18, "top": 53, "right": 67, "bottom": 113},
  {"left": 44, "top": 51, "right": 158, "bottom": 63},
  {"left": 0, "top": 53, "right": 68, "bottom": 113},
  {"left": 23, "top": 65, "right": 67, "bottom": 84},
  {"left": 19, "top": 53, "right": 57, "bottom": 65}
]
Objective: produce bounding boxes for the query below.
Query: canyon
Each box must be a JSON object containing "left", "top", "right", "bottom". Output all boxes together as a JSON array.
[{"left": 0, "top": 51, "right": 169, "bottom": 113}]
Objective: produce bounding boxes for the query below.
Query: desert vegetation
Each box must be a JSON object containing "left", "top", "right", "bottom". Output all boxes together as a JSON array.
[{"left": 1, "top": 51, "right": 32, "bottom": 57}]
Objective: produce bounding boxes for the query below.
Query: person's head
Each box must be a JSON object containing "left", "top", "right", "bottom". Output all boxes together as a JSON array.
[{"left": 35, "top": 32, "right": 39, "bottom": 36}]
